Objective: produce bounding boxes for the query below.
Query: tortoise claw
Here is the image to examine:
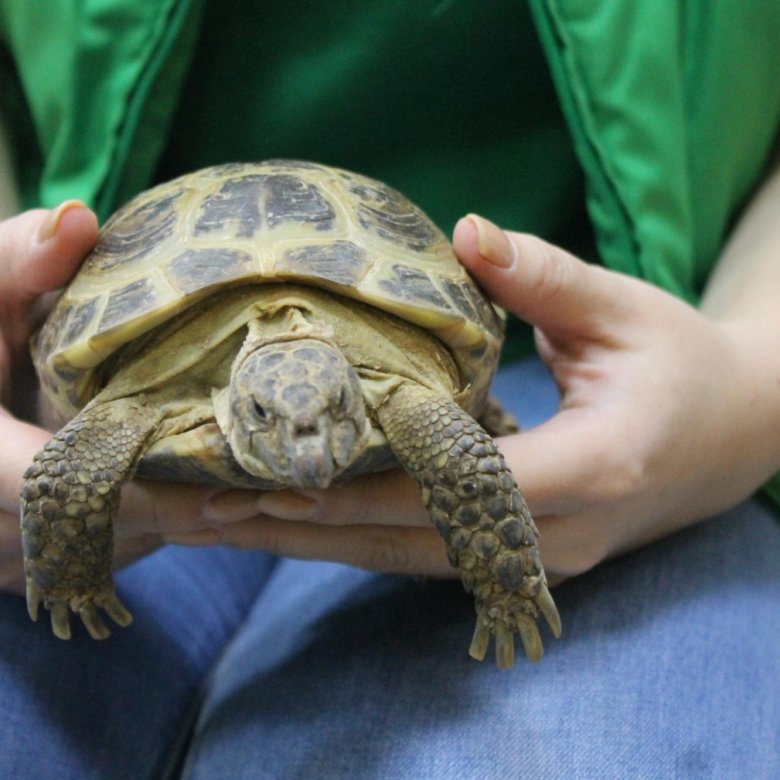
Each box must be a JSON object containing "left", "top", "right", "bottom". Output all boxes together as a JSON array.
[
  {"left": 494, "top": 621, "right": 516, "bottom": 669},
  {"left": 50, "top": 602, "right": 72, "bottom": 640},
  {"left": 516, "top": 615, "right": 543, "bottom": 663},
  {"left": 469, "top": 620, "right": 491, "bottom": 662},
  {"left": 469, "top": 581, "right": 560, "bottom": 667},
  {"left": 26, "top": 580, "right": 41, "bottom": 622},
  {"left": 469, "top": 616, "right": 541, "bottom": 667},
  {"left": 537, "top": 583, "right": 562, "bottom": 639},
  {"left": 98, "top": 592, "right": 133, "bottom": 628},
  {"left": 36, "top": 590, "right": 132, "bottom": 640},
  {"left": 79, "top": 603, "right": 111, "bottom": 640}
]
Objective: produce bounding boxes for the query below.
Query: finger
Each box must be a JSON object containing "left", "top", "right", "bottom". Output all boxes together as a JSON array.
[
  {"left": 453, "top": 214, "right": 639, "bottom": 342},
  {"left": 496, "top": 405, "right": 638, "bottom": 520},
  {"left": 166, "top": 517, "right": 457, "bottom": 578},
  {"left": 202, "top": 469, "right": 429, "bottom": 530},
  {"left": 0, "top": 414, "right": 56, "bottom": 592},
  {"left": 116, "top": 477, "right": 222, "bottom": 538},
  {"left": 0, "top": 202, "right": 98, "bottom": 300},
  {"left": 0, "top": 412, "right": 51, "bottom": 513}
]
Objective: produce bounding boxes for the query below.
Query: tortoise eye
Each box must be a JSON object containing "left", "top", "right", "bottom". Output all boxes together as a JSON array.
[
  {"left": 252, "top": 399, "right": 268, "bottom": 421},
  {"left": 337, "top": 386, "right": 349, "bottom": 413}
]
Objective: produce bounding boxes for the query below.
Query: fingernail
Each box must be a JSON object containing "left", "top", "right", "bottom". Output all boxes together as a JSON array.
[
  {"left": 466, "top": 214, "right": 514, "bottom": 268},
  {"left": 254, "top": 491, "right": 318, "bottom": 521},
  {"left": 205, "top": 490, "right": 317, "bottom": 523},
  {"left": 36, "top": 200, "right": 87, "bottom": 244}
]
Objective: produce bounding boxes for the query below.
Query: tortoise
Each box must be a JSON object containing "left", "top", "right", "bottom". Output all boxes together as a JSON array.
[{"left": 21, "top": 160, "right": 560, "bottom": 667}]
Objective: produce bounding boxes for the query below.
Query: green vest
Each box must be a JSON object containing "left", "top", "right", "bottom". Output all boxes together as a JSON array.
[{"left": 2, "top": 0, "right": 780, "bottom": 506}]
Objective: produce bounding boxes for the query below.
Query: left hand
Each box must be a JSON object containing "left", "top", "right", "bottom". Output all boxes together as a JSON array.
[{"left": 163, "top": 216, "right": 780, "bottom": 582}]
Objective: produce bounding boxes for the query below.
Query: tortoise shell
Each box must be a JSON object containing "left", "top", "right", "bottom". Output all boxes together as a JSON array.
[{"left": 34, "top": 161, "right": 503, "bottom": 419}]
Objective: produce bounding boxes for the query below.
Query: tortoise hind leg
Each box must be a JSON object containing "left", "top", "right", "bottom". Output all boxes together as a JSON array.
[
  {"left": 21, "top": 397, "right": 162, "bottom": 640},
  {"left": 377, "top": 382, "right": 560, "bottom": 668},
  {"left": 477, "top": 395, "right": 520, "bottom": 438}
]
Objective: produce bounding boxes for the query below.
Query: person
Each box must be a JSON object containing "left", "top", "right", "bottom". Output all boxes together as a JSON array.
[{"left": 1, "top": 2, "right": 779, "bottom": 778}]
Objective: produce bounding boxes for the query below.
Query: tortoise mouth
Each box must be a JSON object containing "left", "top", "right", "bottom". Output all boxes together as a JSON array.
[{"left": 287, "top": 439, "right": 336, "bottom": 489}]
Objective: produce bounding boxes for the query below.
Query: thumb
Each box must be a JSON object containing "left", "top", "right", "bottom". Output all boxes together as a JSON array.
[
  {"left": 453, "top": 214, "right": 634, "bottom": 341},
  {"left": 0, "top": 201, "right": 99, "bottom": 300}
]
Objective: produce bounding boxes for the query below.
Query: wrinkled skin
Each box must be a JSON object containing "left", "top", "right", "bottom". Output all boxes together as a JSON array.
[{"left": 227, "top": 339, "right": 370, "bottom": 489}]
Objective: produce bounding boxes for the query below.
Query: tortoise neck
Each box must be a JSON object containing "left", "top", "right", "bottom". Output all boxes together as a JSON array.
[{"left": 240, "top": 306, "right": 335, "bottom": 353}]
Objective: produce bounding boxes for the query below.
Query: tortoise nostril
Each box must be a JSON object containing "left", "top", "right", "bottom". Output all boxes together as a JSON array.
[{"left": 294, "top": 422, "right": 319, "bottom": 437}]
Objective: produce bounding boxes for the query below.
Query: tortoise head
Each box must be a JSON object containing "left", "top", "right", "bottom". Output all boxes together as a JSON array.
[{"left": 226, "top": 339, "right": 370, "bottom": 488}]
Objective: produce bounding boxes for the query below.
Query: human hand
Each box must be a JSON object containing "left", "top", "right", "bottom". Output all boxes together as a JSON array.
[
  {"left": 453, "top": 215, "right": 780, "bottom": 578},
  {"left": 0, "top": 204, "right": 225, "bottom": 596},
  {"left": 0, "top": 203, "right": 100, "bottom": 592},
  {"left": 171, "top": 214, "right": 780, "bottom": 586}
]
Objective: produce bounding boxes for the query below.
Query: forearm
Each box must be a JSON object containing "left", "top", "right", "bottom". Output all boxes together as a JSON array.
[
  {"left": 701, "top": 148, "right": 780, "bottom": 327},
  {"left": 700, "top": 148, "right": 780, "bottom": 490}
]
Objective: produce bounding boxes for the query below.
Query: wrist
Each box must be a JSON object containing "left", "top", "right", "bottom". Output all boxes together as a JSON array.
[{"left": 713, "top": 318, "right": 780, "bottom": 485}]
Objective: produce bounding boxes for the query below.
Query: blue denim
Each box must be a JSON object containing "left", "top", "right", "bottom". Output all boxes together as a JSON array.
[{"left": 0, "top": 359, "right": 777, "bottom": 779}]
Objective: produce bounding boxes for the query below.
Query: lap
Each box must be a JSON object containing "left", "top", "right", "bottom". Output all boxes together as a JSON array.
[
  {"left": 0, "top": 545, "right": 274, "bottom": 779},
  {"left": 181, "top": 499, "right": 780, "bottom": 780}
]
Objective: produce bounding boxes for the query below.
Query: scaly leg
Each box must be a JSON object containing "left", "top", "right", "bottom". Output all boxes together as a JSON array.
[
  {"left": 21, "top": 397, "right": 162, "bottom": 640},
  {"left": 378, "top": 383, "right": 560, "bottom": 668}
]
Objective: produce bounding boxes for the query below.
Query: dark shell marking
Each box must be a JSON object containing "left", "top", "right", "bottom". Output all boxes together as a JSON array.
[
  {"left": 378, "top": 264, "right": 449, "bottom": 309},
  {"left": 194, "top": 174, "right": 336, "bottom": 238},
  {"left": 85, "top": 191, "right": 181, "bottom": 272},
  {"left": 167, "top": 249, "right": 254, "bottom": 293},
  {"left": 35, "top": 160, "right": 503, "bottom": 419},
  {"left": 278, "top": 242, "right": 370, "bottom": 287},
  {"left": 98, "top": 279, "right": 160, "bottom": 332},
  {"left": 348, "top": 180, "right": 440, "bottom": 251}
]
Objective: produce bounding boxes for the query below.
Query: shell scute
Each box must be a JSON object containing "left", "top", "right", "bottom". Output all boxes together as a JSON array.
[
  {"left": 84, "top": 189, "right": 182, "bottom": 272},
  {"left": 167, "top": 248, "right": 255, "bottom": 294},
  {"left": 470, "top": 290, "right": 504, "bottom": 339},
  {"left": 58, "top": 298, "right": 102, "bottom": 352},
  {"left": 98, "top": 278, "right": 161, "bottom": 332},
  {"left": 440, "top": 278, "right": 479, "bottom": 323},
  {"left": 265, "top": 174, "right": 336, "bottom": 231},
  {"left": 194, "top": 175, "right": 265, "bottom": 238},
  {"left": 194, "top": 173, "right": 336, "bottom": 239},
  {"left": 376, "top": 264, "right": 449, "bottom": 310},
  {"left": 278, "top": 241, "right": 370, "bottom": 287},
  {"left": 35, "top": 160, "right": 504, "bottom": 420},
  {"left": 346, "top": 178, "right": 440, "bottom": 251}
]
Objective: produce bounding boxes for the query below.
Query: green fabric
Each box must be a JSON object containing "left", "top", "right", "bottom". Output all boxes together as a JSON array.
[
  {"left": 0, "top": 1, "right": 588, "bottom": 250},
  {"left": 0, "top": 0, "right": 204, "bottom": 216},
  {"left": 530, "top": 0, "right": 780, "bottom": 301}
]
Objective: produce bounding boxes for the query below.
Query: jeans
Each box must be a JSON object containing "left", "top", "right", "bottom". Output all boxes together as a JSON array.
[{"left": 0, "top": 359, "right": 778, "bottom": 779}]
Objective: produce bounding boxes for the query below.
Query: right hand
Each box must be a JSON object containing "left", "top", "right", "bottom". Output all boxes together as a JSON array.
[
  {"left": 0, "top": 203, "right": 100, "bottom": 593},
  {"left": 0, "top": 204, "right": 281, "bottom": 598},
  {"left": 0, "top": 205, "right": 184, "bottom": 594}
]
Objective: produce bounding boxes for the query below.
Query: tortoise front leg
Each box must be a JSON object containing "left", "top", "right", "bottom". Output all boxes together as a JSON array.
[
  {"left": 377, "top": 383, "right": 560, "bottom": 668},
  {"left": 21, "top": 397, "right": 162, "bottom": 640}
]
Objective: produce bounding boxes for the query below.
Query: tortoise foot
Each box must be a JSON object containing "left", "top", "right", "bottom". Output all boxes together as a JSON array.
[
  {"left": 20, "top": 397, "right": 157, "bottom": 639},
  {"left": 469, "top": 579, "right": 561, "bottom": 668},
  {"left": 26, "top": 579, "right": 133, "bottom": 641}
]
